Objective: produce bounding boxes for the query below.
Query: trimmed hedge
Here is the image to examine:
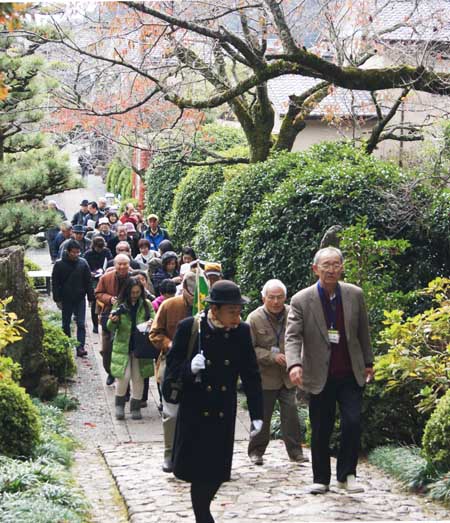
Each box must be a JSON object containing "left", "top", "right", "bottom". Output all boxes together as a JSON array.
[
  {"left": 146, "top": 124, "right": 247, "bottom": 225},
  {"left": 422, "top": 389, "right": 450, "bottom": 472},
  {"left": 0, "top": 380, "right": 41, "bottom": 458},
  {"left": 236, "top": 150, "right": 404, "bottom": 304},
  {"left": 168, "top": 164, "right": 225, "bottom": 249},
  {"left": 41, "top": 320, "right": 77, "bottom": 383},
  {"left": 193, "top": 150, "right": 309, "bottom": 277}
]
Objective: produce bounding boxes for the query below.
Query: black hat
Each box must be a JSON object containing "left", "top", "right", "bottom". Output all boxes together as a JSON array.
[
  {"left": 205, "top": 280, "right": 249, "bottom": 305},
  {"left": 80, "top": 199, "right": 89, "bottom": 206},
  {"left": 72, "top": 224, "right": 85, "bottom": 233}
]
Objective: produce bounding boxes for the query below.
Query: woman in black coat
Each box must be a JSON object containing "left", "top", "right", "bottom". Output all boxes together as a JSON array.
[{"left": 165, "top": 281, "right": 263, "bottom": 523}]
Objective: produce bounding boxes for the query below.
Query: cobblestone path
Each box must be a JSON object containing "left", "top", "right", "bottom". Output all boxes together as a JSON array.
[{"left": 29, "top": 176, "right": 450, "bottom": 523}]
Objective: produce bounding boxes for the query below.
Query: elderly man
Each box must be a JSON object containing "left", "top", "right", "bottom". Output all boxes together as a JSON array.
[
  {"left": 95, "top": 254, "right": 132, "bottom": 385},
  {"left": 106, "top": 241, "right": 140, "bottom": 269},
  {"left": 71, "top": 199, "right": 90, "bottom": 226},
  {"left": 107, "top": 224, "right": 132, "bottom": 256},
  {"left": 93, "top": 217, "right": 115, "bottom": 244},
  {"left": 58, "top": 225, "right": 91, "bottom": 257},
  {"left": 247, "top": 279, "right": 306, "bottom": 466},
  {"left": 285, "top": 247, "right": 374, "bottom": 495},
  {"left": 150, "top": 272, "right": 196, "bottom": 473}
]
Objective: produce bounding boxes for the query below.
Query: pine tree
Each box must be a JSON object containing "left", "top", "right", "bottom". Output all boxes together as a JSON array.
[{"left": 0, "top": 28, "right": 78, "bottom": 248}]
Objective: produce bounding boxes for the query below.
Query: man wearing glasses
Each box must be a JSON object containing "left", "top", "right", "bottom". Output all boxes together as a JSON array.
[{"left": 285, "top": 247, "right": 374, "bottom": 495}]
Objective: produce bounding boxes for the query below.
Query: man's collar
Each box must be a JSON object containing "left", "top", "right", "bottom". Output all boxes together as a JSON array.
[{"left": 262, "top": 304, "right": 286, "bottom": 322}]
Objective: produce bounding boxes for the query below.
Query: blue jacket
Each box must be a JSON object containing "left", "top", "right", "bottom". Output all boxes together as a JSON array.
[{"left": 144, "top": 226, "right": 170, "bottom": 251}]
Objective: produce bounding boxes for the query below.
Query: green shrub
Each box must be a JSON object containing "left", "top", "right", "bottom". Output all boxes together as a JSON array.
[
  {"left": 237, "top": 148, "right": 403, "bottom": 305},
  {"left": 361, "top": 380, "right": 428, "bottom": 451},
  {"left": 145, "top": 151, "right": 188, "bottom": 224},
  {"left": 105, "top": 158, "right": 124, "bottom": 193},
  {"left": 24, "top": 258, "right": 44, "bottom": 288},
  {"left": 369, "top": 446, "right": 437, "bottom": 490},
  {"left": 270, "top": 403, "right": 308, "bottom": 442},
  {"left": 168, "top": 164, "right": 225, "bottom": 248},
  {"left": 0, "top": 355, "right": 22, "bottom": 382},
  {"left": 376, "top": 277, "right": 450, "bottom": 413},
  {"left": 0, "top": 380, "right": 41, "bottom": 458},
  {"left": 340, "top": 217, "right": 412, "bottom": 339},
  {"left": 51, "top": 393, "right": 79, "bottom": 412},
  {"left": 422, "top": 389, "right": 450, "bottom": 472},
  {"left": 41, "top": 320, "right": 77, "bottom": 382},
  {"left": 199, "top": 123, "right": 246, "bottom": 151},
  {"left": 194, "top": 150, "right": 307, "bottom": 277}
]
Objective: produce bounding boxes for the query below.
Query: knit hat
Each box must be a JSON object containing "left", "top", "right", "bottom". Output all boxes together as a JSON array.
[
  {"left": 72, "top": 225, "right": 85, "bottom": 233},
  {"left": 204, "top": 262, "right": 223, "bottom": 277}
]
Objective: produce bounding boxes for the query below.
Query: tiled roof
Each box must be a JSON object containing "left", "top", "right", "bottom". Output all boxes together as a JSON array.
[
  {"left": 373, "top": 0, "right": 450, "bottom": 43},
  {"left": 267, "top": 75, "right": 378, "bottom": 118}
]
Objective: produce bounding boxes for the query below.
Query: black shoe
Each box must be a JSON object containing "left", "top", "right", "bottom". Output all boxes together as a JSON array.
[
  {"left": 157, "top": 402, "right": 163, "bottom": 413},
  {"left": 249, "top": 454, "right": 264, "bottom": 465},
  {"left": 76, "top": 347, "right": 87, "bottom": 358},
  {"left": 93, "top": 325, "right": 99, "bottom": 334},
  {"left": 162, "top": 459, "right": 173, "bottom": 473},
  {"left": 106, "top": 374, "right": 115, "bottom": 386},
  {"left": 141, "top": 400, "right": 148, "bottom": 408}
]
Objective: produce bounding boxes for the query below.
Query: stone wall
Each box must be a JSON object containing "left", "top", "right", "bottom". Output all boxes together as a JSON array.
[{"left": 0, "top": 246, "right": 56, "bottom": 397}]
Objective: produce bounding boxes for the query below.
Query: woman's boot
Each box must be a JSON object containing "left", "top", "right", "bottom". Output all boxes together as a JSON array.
[
  {"left": 115, "top": 395, "right": 126, "bottom": 420},
  {"left": 130, "top": 398, "right": 142, "bottom": 420}
]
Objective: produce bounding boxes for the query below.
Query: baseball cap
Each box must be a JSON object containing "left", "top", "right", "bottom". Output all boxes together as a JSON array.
[{"left": 80, "top": 199, "right": 89, "bottom": 206}]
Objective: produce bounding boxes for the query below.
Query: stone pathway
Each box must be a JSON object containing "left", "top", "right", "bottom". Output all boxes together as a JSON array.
[
  {"left": 28, "top": 175, "right": 450, "bottom": 523},
  {"left": 101, "top": 441, "right": 450, "bottom": 523}
]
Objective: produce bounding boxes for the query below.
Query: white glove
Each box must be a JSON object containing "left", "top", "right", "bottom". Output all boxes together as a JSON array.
[
  {"left": 250, "top": 419, "right": 263, "bottom": 438},
  {"left": 191, "top": 353, "right": 206, "bottom": 375}
]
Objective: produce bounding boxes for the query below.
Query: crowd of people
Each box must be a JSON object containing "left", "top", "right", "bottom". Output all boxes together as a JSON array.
[{"left": 49, "top": 196, "right": 374, "bottom": 523}]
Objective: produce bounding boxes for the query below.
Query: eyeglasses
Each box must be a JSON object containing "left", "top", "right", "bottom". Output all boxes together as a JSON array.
[{"left": 318, "top": 263, "right": 343, "bottom": 271}]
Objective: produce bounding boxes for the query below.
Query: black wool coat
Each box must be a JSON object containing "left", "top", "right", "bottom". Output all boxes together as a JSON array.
[{"left": 166, "top": 315, "right": 263, "bottom": 483}]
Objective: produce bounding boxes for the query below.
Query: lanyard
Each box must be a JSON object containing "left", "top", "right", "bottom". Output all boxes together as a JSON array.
[
  {"left": 317, "top": 282, "right": 340, "bottom": 329},
  {"left": 263, "top": 309, "right": 285, "bottom": 347}
]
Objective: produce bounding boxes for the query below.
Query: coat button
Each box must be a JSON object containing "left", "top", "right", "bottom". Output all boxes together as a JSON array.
[
  {"left": 224, "top": 332, "right": 229, "bottom": 339},
  {"left": 224, "top": 360, "right": 230, "bottom": 366},
  {"left": 221, "top": 385, "right": 227, "bottom": 392},
  {"left": 219, "top": 412, "right": 224, "bottom": 418},
  {"left": 206, "top": 360, "right": 212, "bottom": 366},
  {"left": 203, "top": 411, "right": 209, "bottom": 417},
  {"left": 206, "top": 385, "right": 212, "bottom": 392},
  {"left": 205, "top": 334, "right": 210, "bottom": 339}
]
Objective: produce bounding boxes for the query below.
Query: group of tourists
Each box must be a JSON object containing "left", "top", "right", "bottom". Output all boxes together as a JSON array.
[{"left": 50, "top": 196, "right": 374, "bottom": 523}]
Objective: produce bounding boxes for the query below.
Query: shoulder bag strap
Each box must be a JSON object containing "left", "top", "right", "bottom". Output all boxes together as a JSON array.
[{"left": 186, "top": 315, "right": 199, "bottom": 360}]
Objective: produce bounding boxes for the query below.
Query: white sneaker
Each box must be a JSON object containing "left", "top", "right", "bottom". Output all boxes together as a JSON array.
[
  {"left": 337, "top": 475, "right": 364, "bottom": 493},
  {"left": 309, "top": 483, "right": 329, "bottom": 494}
]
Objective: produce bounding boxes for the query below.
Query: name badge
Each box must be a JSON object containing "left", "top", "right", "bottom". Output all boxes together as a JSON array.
[
  {"left": 271, "top": 346, "right": 280, "bottom": 354},
  {"left": 328, "top": 329, "right": 340, "bottom": 344}
]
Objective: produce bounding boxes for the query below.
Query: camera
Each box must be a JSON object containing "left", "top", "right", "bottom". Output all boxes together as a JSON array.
[{"left": 111, "top": 303, "right": 128, "bottom": 317}]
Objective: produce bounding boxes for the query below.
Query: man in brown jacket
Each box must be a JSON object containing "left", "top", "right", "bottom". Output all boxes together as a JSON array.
[
  {"left": 95, "top": 254, "right": 131, "bottom": 385},
  {"left": 246, "top": 279, "right": 306, "bottom": 466},
  {"left": 285, "top": 247, "right": 374, "bottom": 495},
  {"left": 150, "top": 272, "right": 195, "bottom": 473}
]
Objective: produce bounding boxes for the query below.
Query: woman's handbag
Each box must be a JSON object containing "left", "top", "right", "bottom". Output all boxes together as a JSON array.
[
  {"left": 162, "top": 316, "right": 199, "bottom": 404},
  {"left": 134, "top": 323, "right": 160, "bottom": 359}
]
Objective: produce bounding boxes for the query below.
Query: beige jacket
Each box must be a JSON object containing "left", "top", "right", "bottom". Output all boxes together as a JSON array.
[
  {"left": 285, "top": 282, "right": 373, "bottom": 394},
  {"left": 246, "top": 304, "right": 293, "bottom": 390},
  {"left": 150, "top": 294, "right": 191, "bottom": 383}
]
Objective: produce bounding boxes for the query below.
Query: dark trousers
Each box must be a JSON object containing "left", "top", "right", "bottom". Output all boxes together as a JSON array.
[
  {"left": 248, "top": 386, "right": 302, "bottom": 459},
  {"left": 309, "top": 375, "right": 363, "bottom": 485},
  {"left": 191, "top": 481, "right": 222, "bottom": 523},
  {"left": 62, "top": 299, "right": 86, "bottom": 349},
  {"left": 90, "top": 300, "right": 98, "bottom": 328},
  {"left": 100, "top": 315, "right": 112, "bottom": 375}
]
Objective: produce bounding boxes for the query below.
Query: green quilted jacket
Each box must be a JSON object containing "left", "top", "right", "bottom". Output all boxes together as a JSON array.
[{"left": 107, "top": 298, "right": 155, "bottom": 379}]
